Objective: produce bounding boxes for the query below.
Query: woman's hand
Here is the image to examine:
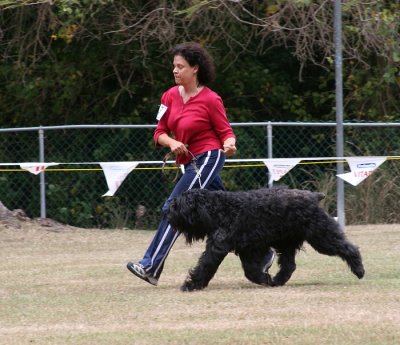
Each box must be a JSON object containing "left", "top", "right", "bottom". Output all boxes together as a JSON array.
[
  {"left": 158, "top": 134, "right": 188, "bottom": 156},
  {"left": 222, "top": 137, "right": 237, "bottom": 157},
  {"left": 169, "top": 140, "right": 189, "bottom": 156}
]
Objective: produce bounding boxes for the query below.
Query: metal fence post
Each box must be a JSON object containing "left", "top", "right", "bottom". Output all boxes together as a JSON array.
[
  {"left": 267, "top": 121, "right": 273, "bottom": 187},
  {"left": 334, "top": 0, "right": 345, "bottom": 229},
  {"left": 38, "top": 127, "right": 46, "bottom": 218}
]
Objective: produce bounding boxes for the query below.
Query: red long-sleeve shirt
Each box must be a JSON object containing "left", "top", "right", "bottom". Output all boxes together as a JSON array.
[{"left": 154, "top": 86, "right": 236, "bottom": 164}]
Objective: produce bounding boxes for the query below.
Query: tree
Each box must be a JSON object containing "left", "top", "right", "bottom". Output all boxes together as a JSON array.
[{"left": 0, "top": 0, "right": 399, "bottom": 124}]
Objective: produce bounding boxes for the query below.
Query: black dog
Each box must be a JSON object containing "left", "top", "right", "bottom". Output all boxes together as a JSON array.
[{"left": 167, "top": 188, "right": 365, "bottom": 291}]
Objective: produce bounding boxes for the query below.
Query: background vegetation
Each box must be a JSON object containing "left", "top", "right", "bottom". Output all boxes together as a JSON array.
[
  {"left": 0, "top": 0, "right": 399, "bottom": 125},
  {"left": 0, "top": 1, "right": 399, "bottom": 228}
]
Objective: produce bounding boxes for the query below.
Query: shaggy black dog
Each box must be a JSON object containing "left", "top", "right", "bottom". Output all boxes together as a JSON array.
[{"left": 167, "top": 188, "right": 365, "bottom": 292}]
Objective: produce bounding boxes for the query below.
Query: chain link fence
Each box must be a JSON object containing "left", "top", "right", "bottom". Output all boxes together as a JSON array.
[{"left": 1, "top": 122, "right": 399, "bottom": 228}]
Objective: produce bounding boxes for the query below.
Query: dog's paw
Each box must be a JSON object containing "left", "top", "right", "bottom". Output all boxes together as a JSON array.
[
  {"left": 270, "top": 277, "right": 287, "bottom": 287},
  {"left": 180, "top": 280, "right": 202, "bottom": 292},
  {"left": 180, "top": 284, "right": 193, "bottom": 292},
  {"left": 353, "top": 266, "right": 365, "bottom": 279}
]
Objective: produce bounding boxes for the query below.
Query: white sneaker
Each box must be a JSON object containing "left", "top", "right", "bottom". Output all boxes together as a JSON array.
[{"left": 127, "top": 262, "right": 158, "bottom": 286}]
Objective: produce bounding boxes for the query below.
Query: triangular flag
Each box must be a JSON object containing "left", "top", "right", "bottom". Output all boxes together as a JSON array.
[
  {"left": 20, "top": 163, "right": 59, "bottom": 175},
  {"left": 262, "top": 158, "right": 302, "bottom": 183},
  {"left": 337, "top": 156, "right": 386, "bottom": 186},
  {"left": 100, "top": 162, "right": 139, "bottom": 197}
]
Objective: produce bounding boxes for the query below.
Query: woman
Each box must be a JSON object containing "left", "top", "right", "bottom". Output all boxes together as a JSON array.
[{"left": 127, "top": 42, "right": 274, "bottom": 286}]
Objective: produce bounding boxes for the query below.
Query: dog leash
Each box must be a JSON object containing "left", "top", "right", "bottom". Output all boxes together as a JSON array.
[{"left": 162, "top": 147, "right": 202, "bottom": 187}]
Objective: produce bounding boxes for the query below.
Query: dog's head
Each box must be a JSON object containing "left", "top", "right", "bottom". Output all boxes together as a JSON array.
[{"left": 167, "top": 189, "right": 213, "bottom": 244}]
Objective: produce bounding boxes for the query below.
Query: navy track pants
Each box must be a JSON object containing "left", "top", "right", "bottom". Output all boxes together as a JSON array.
[{"left": 139, "top": 149, "right": 225, "bottom": 279}]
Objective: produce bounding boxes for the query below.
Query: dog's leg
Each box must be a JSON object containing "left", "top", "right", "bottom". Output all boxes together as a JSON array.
[
  {"left": 181, "top": 241, "right": 228, "bottom": 292},
  {"left": 270, "top": 247, "right": 297, "bottom": 286},
  {"left": 238, "top": 248, "right": 273, "bottom": 286},
  {"left": 307, "top": 217, "right": 365, "bottom": 279}
]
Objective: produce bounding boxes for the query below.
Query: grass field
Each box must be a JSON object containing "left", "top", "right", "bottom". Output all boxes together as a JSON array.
[{"left": 1, "top": 221, "right": 399, "bottom": 345}]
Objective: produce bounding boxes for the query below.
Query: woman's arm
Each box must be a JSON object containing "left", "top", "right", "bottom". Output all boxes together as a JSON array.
[{"left": 157, "top": 133, "right": 188, "bottom": 155}]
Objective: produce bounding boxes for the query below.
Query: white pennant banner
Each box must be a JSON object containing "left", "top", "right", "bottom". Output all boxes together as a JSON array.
[
  {"left": 100, "top": 162, "right": 139, "bottom": 197},
  {"left": 337, "top": 157, "right": 387, "bottom": 186},
  {"left": 262, "top": 158, "right": 302, "bottom": 183},
  {"left": 20, "top": 162, "right": 59, "bottom": 175}
]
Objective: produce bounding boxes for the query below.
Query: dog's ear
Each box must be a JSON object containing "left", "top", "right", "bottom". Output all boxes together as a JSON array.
[
  {"left": 184, "top": 190, "right": 213, "bottom": 228},
  {"left": 195, "top": 203, "right": 213, "bottom": 229}
]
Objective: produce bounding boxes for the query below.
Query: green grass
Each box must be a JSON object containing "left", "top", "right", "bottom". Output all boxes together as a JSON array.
[{"left": 0, "top": 223, "right": 399, "bottom": 344}]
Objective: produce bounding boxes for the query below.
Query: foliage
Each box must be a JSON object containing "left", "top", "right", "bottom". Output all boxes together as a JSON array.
[
  {"left": 0, "top": 0, "right": 399, "bottom": 126},
  {"left": 0, "top": 1, "right": 399, "bottom": 227}
]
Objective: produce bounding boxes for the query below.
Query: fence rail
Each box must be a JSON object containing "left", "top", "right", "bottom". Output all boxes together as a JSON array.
[{"left": 1, "top": 122, "right": 399, "bottom": 228}]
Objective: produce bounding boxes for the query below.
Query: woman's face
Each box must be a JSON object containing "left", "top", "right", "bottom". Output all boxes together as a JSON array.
[{"left": 172, "top": 55, "right": 198, "bottom": 86}]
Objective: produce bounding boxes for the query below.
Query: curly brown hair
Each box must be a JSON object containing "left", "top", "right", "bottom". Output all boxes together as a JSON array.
[{"left": 169, "top": 42, "right": 216, "bottom": 85}]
